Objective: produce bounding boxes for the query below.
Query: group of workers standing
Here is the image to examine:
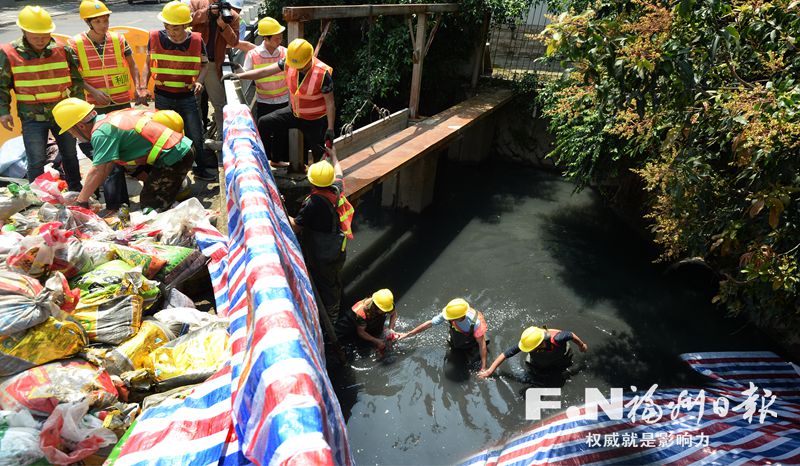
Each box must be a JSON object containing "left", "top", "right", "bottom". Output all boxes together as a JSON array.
[{"left": 0, "top": 1, "right": 337, "bottom": 214}]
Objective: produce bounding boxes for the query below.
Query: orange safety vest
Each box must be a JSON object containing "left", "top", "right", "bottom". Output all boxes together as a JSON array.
[
  {"left": 0, "top": 42, "right": 72, "bottom": 105},
  {"left": 286, "top": 58, "right": 331, "bottom": 120},
  {"left": 352, "top": 298, "right": 378, "bottom": 320},
  {"left": 310, "top": 184, "right": 354, "bottom": 241},
  {"left": 449, "top": 309, "right": 487, "bottom": 336},
  {"left": 92, "top": 109, "right": 184, "bottom": 166},
  {"left": 250, "top": 46, "right": 288, "bottom": 103},
  {"left": 149, "top": 30, "right": 202, "bottom": 93},
  {"left": 73, "top": 32, "right": 132, "bottom": 106},
  {"left": 534, "top": 329, "right": 562, "bottom": 353}
]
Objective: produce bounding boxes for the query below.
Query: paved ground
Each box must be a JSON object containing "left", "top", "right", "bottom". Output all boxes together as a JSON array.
[{"left": 0, "top": 0, "right": 164, "bottom": 41}]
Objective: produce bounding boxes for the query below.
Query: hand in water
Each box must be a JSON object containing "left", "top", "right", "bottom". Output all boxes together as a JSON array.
[
  {"left": 477, "top": 369, "right": 492, "bottom": 379},
  {"left": 579, "top": 342, "right": 588, "bottom": 352},
  {"left": 395, "top": 332, "right": 408, "bottom": 341}
]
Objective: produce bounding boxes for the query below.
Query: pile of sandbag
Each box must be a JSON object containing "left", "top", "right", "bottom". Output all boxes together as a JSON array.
[{"left": 0, "top": 172, "right": 229, "bottom": 465}]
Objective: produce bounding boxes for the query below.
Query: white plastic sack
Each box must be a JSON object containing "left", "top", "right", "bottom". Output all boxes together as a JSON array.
[
  {"left": 154, "top": 307, "right": 223, "bottom": 336},
  {"left": 39, "top": 401, "right": 118, "bottom": 465},
  {"left": 0, "top": 410, "right": 44, "bottom": 466},
  {"left": 0, "top": 136, "right": 27, "bottom": 179}
]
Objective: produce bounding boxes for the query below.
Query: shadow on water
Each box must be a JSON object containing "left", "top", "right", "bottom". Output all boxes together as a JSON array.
[{"left": 328, "top": 159, "right": 782, "bottom": 465}]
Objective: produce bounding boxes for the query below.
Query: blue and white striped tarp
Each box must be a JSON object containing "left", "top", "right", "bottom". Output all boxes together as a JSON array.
[
  {"left": 106, "top": 104, "right": 351, "bottom": 465},
  {"left": 461, "top": 351, "right": 800, "bottom": 465}
]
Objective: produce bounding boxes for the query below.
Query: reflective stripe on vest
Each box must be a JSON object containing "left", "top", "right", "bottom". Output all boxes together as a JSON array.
[
  {"left": 251, "top": 46, "right": 288, "bottom": 101},
  {"left": 352, "top": 298, "right": 371, "bottom": 320},
  {"left": 93, "top": 109, "right": 183, "bottom": 166},
  {"left": 310, "top": 185, "right": 355, "bottom": 243},
  {"left": 1, "top": 43, "right": 72, "bottom": 104},
  {"left": 74, "top": 32, "right": 131, "bottom": 105},
  {"left": 149, "top": 30, "right": 202, "bottom": 92},
  {"left": 286, "top": 58, "right": 331, "bottom": 120}
]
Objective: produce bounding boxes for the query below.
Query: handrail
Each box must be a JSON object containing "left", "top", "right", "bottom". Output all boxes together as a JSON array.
[{"left": 283, "top": 4, "right": 459, "bottom": 21}]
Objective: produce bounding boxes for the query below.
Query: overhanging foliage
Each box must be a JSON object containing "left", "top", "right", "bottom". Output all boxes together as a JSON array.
[{"left": 538, "top": 0, "right": 800, "bottom": 322}]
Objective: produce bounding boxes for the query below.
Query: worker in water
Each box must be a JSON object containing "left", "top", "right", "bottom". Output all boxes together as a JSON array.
[
  {"left": 0, "top": 6, "right": 85, "bottom": 192},
  {"left": 398, "top": 298, "right": 489, "bottom": 372},
  {"left": 73, "top": 0, "right": 143, "bottom": 211},
  {"left": 223, "top": 38, "right": 335, "bottom": 168},
  {"left": 338, "top": 289, "right": 399, "bottom": 353},
  {"left": 478, "top": 325, "right": 588, "bottom": 379},
  {"left": 289, "top": 145, "right": 354, "bottom": 323},
  {"left": 52, "top": 97, "right": 194, "bottom": 212},
  {"left": 142, "top": 1, "right": 216, "bottom": 182}
]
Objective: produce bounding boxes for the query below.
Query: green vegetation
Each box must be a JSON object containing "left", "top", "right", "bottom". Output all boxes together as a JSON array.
[
  {"left": 259, "top": 0, "right": 532, "bottom": 126},
  {"left": 538, "top": 0, "right": 800, "bottom": 322}
]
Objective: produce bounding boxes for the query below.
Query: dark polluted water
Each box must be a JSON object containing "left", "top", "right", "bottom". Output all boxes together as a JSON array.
[{"left": 328, "top": 160, "right": 774, "bottom": 466}]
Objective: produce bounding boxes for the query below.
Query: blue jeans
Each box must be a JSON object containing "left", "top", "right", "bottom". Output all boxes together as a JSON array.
[
  {"left": 154, "top": 92, "right": 215, "bottom": 171},
  {"left": 22, "top": 119, "right": 82, "bottom": 191},
  {"left": 79, "top": 103, "right": 131, "bottom": 209}
]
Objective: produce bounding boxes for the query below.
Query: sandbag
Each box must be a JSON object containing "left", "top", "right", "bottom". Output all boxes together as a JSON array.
[
  {"left": 0, "top": 410, "right": 44, "bottom": 466},
  {"left": 0, "top": 359, "right": 118, "bottom": 416},
  {"left": 0, "top": 184, "right": 35, "bottom": 221},
  {"left": 39, "top": 401, "right": 118, "bottom": 465},
  {"left": 104, "top": 320, "right": 176, "bottom": 375},
  {"left": 0, "top": 271, "right": 81, "bottom": 337},
  {"left": 0, "top": 316, "right": 88, "bottom": 377},
  {"left": 71, "top": 260, "right": 160, "bottom": 310},
  {"left": 150, "top": 321, "right": 229, "bottom": 385},
  {"left": 153, "top": 307, "right": 222, "bottom": 337},
  {"left": 71, "top": 294, "right": 143, "bottom": 345},
  {"left": 111, "top": 244, "right": 166, "bottom": 279}
]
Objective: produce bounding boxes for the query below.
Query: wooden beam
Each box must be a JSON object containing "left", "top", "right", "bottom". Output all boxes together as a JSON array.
[
  {"left": 334, "top": 109, "right": 409, "bottom": 159},
  {"left": 283, "top": 4, "right": 458, "bottom": 22},
  {"left": 409, "top": 13, "right": 427, "bottom": 119},
  {"left": 287, "top": 21, "right": 305, "bottom": 173},
  {"left": 341, "top": 88, "right": 514, "bottom": 201}
]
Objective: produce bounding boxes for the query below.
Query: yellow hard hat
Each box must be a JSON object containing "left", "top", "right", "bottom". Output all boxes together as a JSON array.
[
  {"left": 258, "top": 17, "right": 285, "bottom": 36},
  {"left": 53, "top": 98, "right": 95, "bottom": 134},
  {"left": 442, "top": 298, "right": 469, "bottom": 320},
  {"left": 372, "top": 289, "right": 394, "bottom": 313},
  {"left": 152, "top": 110, "right": 184, "bottom": 134},
  {"left": 17, "top": 6, "right": 55, "bottom": 34},
  {"left": 286, "top": 38, "right": 313, "bottom": 69},
  {"left": 307, "top": 160, "right": 334, "bottom": 187},
  {"left": 518, "top": 326, "right": 546, "bottom": 352},
  {"left": 158, "top": 1, "right": 192, "bottom": 26},
  {"left": 80, "top": 0, "right": 111, "bottom": 20}
]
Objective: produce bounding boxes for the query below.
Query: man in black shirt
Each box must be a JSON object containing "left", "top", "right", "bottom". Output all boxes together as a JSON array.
[
  {"left": 478, "top": 326, "right": 588, "bottom": 378},
  {"left": 290, "top": 146, "right": 348, "bottom": 321}
]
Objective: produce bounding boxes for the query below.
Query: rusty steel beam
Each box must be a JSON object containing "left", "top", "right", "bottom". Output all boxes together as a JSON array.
[{"left": 283, "top": 4, "right": 458, "bottom": 22}]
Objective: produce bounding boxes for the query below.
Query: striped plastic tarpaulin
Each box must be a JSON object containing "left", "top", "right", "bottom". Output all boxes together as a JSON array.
[
  {"left": 462, "top": 351, "right": 800, "bottom": 466},
  {"left": 106, "top": 104, "right": 351, "bottom": 465}
]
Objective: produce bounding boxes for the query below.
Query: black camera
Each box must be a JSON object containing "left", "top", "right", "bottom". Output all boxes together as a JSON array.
[{"left": 209, "top": 1, "right": 234, "bottom": 24}]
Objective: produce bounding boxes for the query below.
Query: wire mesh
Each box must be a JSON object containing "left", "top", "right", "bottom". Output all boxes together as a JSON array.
[{"left": 485, "top": 1, "right": 563, "bottom": 81}]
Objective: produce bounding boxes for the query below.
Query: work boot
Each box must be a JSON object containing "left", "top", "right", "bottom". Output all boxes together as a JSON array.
[{"left": 192, "top": 168, "right": 217, "bottom": 182}]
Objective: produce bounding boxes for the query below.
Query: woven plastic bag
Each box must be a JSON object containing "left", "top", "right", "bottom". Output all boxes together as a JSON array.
[
  {"left": 71, "top": 294, "right": 143, "bottom": 345},
  {"left": 0, "top": 410, "right": 44, "bottom": 466},
  {"left": 39, "top": 401, "right": 118, "bottom": 465},
  {"left": 150, "top": 321, "right": 229, "bottom": 385},
  {"left": 0, "top": 359, "right": 118, "bottom": 416},
  {"left": 0, "top": 316, "right": 88, "bottom": 377}
]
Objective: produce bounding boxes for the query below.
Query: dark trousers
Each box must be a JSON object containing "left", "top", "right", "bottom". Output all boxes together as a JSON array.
[
  {"left": 22, "top": 119, "right": 82, "bottom": 192},
  {"left": 79, "top": 103, "right": 131, "bottom": 209},
  {"left": 154, "top": 92, "right": 215, "bottom": 172},
  {"left": 256, "top": 105, "right": 326, "bottom": 163},
  {"left": 139, "top": 148, "right": 194, "bottom": 211},
  {"left": 255, "top": 102, "right": 290, "bottom": 160},
  {"left": 306, "top": 249, "right": 346, "bottom": 322}
]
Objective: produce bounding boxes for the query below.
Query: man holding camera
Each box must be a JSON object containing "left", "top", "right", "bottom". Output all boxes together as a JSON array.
[{"left": 190, "top": 0, "right": 240, "bottom": 145}]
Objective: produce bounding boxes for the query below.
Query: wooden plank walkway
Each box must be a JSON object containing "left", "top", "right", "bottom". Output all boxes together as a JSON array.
[{"left": 340, "top": 87, "right": 515, "bottom": 200}]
